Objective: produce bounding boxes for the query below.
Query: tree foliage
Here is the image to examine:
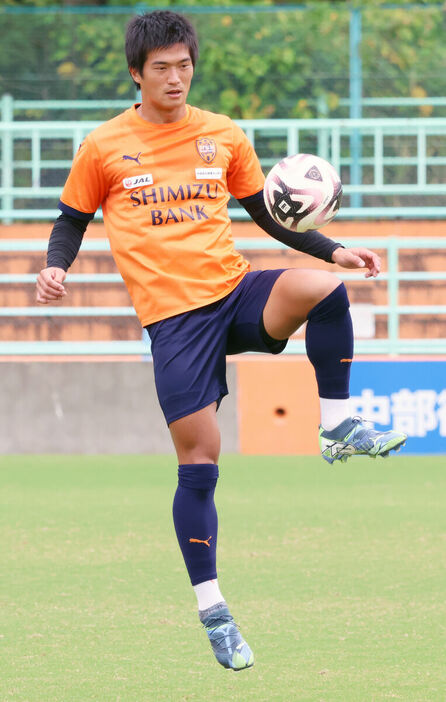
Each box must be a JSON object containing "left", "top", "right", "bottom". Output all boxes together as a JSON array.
[{"left": 0, "top": 2, "right": 445, "bottom": 118}]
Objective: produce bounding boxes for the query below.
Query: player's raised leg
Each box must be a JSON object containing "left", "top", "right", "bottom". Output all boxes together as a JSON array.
[
  {"left": 169, "top": 404, "right": 254, "bottom": 671},
  {"left": 262, "top": 269, "right": 406, "bottom": 463}
]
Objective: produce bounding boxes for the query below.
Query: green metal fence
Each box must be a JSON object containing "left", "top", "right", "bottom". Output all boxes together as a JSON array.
[
  {"left": 1, "top": 106, "right": 446, "bottom": 221},
  {"left": 4, "top": 95, "right": 446, "bottom": 122},
  {"left": 1, "top": 236, "right": 445, "bottom": 357},
  {"left": 2, "top": 4, "right": 446, "bottom": 121}
]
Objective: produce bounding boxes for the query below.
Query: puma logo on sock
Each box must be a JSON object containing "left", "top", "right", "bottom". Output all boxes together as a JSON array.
[{"left": 189, "top": 535, "right": 212, "bottom": 547}]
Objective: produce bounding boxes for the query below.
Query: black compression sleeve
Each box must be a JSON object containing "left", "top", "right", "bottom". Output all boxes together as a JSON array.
[
  {"left": 238, "top": 190, "right": 343, "bottom": 263},
  {"left": 46, "top": 213, "right": 87, "bottom": 271}
]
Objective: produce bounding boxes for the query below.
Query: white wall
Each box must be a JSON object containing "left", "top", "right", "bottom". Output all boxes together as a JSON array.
[{"left": 0, "top": 362, "right": 239, "bottom": 454}]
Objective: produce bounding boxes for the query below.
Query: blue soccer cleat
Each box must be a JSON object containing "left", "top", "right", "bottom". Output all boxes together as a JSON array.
[
  {"left": 319, "top": 416, "right": 407, "bottom": 465},
  {"left": 200, "top": 603, "right": 254, "bottom": 671}
]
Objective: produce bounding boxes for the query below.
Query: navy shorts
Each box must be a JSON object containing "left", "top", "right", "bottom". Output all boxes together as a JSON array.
[{"left": 146, "top": 269, "right": 288, "bottom": 424}]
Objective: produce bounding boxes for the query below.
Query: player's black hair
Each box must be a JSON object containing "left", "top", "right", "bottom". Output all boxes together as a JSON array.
[{"left": 125, "top": 10, "right": 199, "bottom": 89}]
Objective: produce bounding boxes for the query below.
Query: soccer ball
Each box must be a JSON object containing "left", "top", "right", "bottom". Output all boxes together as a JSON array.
[{"left": 263, "top": 153, "right": 342, "bottom": 233}]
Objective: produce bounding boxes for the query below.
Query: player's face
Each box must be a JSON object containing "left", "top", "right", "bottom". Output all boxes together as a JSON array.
[{"left": 130, "top": 43, "right": 194, "bottom": 124}]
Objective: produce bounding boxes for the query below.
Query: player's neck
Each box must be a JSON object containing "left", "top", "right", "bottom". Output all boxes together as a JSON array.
[{"left": 136, "top": 102, "right": 187, "bottom": 125}]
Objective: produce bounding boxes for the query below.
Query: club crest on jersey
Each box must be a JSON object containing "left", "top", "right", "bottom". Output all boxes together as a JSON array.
[
  {"left": 123, "top": 173, "right": 153, "bottom": 189},
  {"left": 195, "top": 138, "right": 217, "bottom": 164}
]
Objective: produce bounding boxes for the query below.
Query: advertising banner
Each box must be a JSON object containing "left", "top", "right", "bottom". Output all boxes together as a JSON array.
[{"left": 350, "top": 361, "right": 446, "bottom": 455}]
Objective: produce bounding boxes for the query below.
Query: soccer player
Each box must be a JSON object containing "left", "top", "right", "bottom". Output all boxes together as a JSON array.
[{"left": 35, "top": 10, "right": 406, "bottom": 671}]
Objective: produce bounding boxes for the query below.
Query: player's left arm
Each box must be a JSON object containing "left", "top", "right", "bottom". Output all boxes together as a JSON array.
[
  {"left": 239, "top": 191, "right": 381, "bottom": 278},
  {"left": 229, "top": 126, "right": 380, "bottom": 277},
  {"left": 331, "top": 246, "right": 381, "bottom": 278},
  {"left": 238, "top": 190, "right": 343, "bottom": 263}
]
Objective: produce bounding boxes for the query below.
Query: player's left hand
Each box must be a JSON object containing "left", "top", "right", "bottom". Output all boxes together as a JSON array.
[{"left": 331, "top": 246, "right": 381, "bottom": 278}]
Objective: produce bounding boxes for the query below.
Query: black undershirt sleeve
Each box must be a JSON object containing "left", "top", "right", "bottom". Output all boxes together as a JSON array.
[
  {"left": 238, "top": 190, "right": 344, "bottom": 263},
  {"left": 47, "top": 191, "right": 342, "bottom": 271},
  {"left": 46, "top": 213, "right": 88, "bottom": 271}
]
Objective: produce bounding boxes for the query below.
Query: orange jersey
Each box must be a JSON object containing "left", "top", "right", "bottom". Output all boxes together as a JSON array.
[{"left": 59, "top": 104, "right": 265, "bottom": 325}]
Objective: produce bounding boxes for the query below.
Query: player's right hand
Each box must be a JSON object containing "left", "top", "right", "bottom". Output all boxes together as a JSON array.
[{"left": 36, "top": 267, "right": 67, "bottom": 304}]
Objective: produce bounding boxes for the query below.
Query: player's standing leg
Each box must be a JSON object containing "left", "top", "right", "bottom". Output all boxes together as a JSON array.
[
  {"left": 169, "top": 404, "right": 254, "bottom": 671},
  {"left": 262, "top": 269, "right": 406, "bottom": 462}
]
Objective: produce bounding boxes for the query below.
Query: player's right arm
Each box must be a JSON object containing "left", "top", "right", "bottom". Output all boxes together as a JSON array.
[
  {"left": 36, "top": 135, "right": 107, "bottom": 304},
  {"left": 36, "top": 266, "right": 67, "bottom": 304},
  {"left": 36, "top": 214, "right": 88, "bottom": 303}
]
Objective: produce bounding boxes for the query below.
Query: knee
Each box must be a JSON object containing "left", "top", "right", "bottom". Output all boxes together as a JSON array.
[
  {"left": 282, "top": 268, "right": 342, "bottom": 311},
  {"left": 178, "top": 448, "right": 219, "bottom": 465},
  {"left": 169, "top": 405, "right": 221, "bottom": 465},
  {"left": 173, "top": 433, "right": 219, "bottom": 464},
  {"left": 307, "top": 281, "right": 350, "bottom": 322},
  {"left": 312, "top": 270, "right": 342, "bottom": 299}
]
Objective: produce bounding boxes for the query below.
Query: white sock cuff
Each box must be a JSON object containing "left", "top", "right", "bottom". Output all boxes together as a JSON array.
[
  {"left": 319, "top": 397, "right": 351, "bottom": 431},
  {"left": 194, "top": 578, "right": 225, "bottom": 612}
]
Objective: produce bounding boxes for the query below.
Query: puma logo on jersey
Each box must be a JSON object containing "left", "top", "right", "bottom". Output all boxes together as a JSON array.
[
  {"left": 122, "top": 152, "right": 142, "bottom": 165},
  {"left": 189, "top": 535, "right": 212, "bottom": 547}
]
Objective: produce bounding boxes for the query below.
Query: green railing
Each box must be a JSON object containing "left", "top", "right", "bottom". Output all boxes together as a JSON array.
[
  {"left": 1, "top": 237, "right": 445, "bottom": 357},
  {"left": 2, "top": 97, "right": 446, "bottom": 221},
  {"left": 4, "top": 95, "right": 446, "bottom": 121}
]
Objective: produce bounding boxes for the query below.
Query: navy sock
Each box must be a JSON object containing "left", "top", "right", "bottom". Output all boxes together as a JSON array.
[
  {"left": 305, "top": 283, "right": 353, "bottom": 399},
  {"left": 172, "top": 463, "right": 219, "bottom": 586}
]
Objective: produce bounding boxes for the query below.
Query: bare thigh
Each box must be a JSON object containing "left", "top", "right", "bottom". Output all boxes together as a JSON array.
[
  {"left": 169, "top": 402, "right": 221, "bottom": 465},
  {"left": 262, "top": 268, "right": 341, "bottom": 340}
]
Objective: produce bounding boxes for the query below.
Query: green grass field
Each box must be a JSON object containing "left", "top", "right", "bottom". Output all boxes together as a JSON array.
[{"left": 1, "top": 455, "right": 445, "bottom": 702}]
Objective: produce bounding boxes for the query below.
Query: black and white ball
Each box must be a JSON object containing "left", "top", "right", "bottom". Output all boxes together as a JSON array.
[{"left": 263, "top": 153, "right": 342, "bottom": 233}]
